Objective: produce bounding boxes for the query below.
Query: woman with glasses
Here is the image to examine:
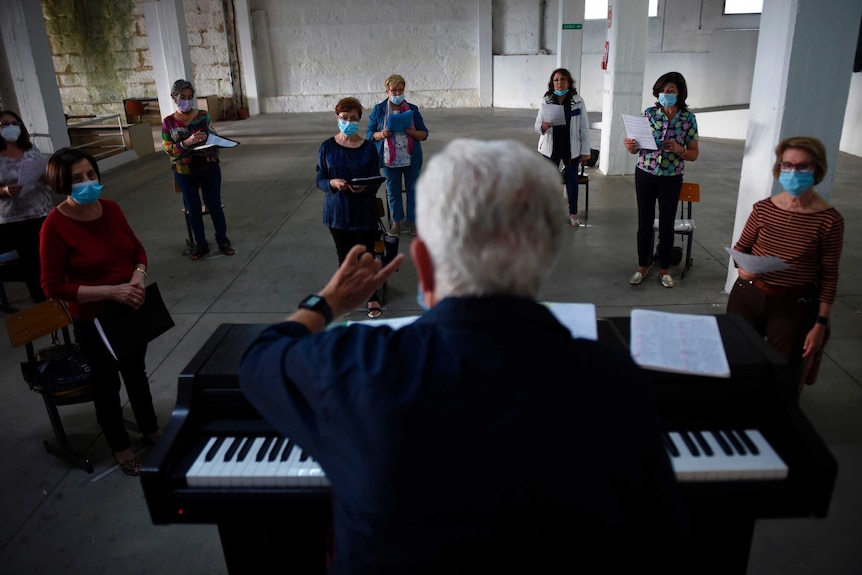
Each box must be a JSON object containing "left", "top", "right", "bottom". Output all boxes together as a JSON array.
[
  {"left": 162, "top": 78, "right": 234, "bottom": 260},
  {"left": 366, "top": 74, "right": 429, "bottom": 237},
  {"left": 316, "top": 97, "right": 385, "bottom": 318},
  {"left": 535, "top": 68, "right": 591, "bottom": 228},
  {"left": 0, "top": 109, "right": 53, "bottom": 303},
  {"left": 624, "top": 71, "right": 699, "bottom": 288},
  {"left": 728, "top": 136, "right": 844, "bottom": 393}
]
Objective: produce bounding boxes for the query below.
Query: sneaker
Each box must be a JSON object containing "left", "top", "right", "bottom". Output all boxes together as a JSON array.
[
  {"left": 629, "top": 271, "right": 645, "bottom": 285},
  {"left": 661, "top": 274, "right": 675, "bottom": 288},
  {"left": 569, "top": 215, "right": 581, "bottom": 228},
  {"left": 389, "top": 222, "right": 401, "bottom": 236}
]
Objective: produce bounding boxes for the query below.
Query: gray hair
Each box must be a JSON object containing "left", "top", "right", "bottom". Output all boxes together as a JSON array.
[
  {"left": 416, "top": 139, "right": 564, "bottom": 299},
  {"left": 171, "top": 79, "right": 195, "bottom": 98}
]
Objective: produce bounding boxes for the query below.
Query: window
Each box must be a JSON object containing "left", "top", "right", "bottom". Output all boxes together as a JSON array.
[
  {"left": 723, "top": 0, "right": 763, "bottom": 15},
  {"left": 585, "top": 0, "right": 658, "bottom": 20}
]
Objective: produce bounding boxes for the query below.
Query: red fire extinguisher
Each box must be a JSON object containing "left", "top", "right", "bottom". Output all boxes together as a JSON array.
[{"left": 601, "top": 41, "right": 609, "bottom": 70}]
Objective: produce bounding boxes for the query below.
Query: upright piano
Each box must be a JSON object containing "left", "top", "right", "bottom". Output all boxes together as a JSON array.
[{"left": 142, "top": 315, "right": 837, "bottom": 574}]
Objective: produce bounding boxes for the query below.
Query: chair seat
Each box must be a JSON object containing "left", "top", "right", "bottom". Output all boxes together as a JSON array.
[{"left": 653, "top": 218, "right": 695, "bottom": 233}]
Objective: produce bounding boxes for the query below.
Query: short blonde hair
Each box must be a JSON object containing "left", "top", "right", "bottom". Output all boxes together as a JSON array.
[{"left": 385, "top": 74, "right": 406, "bottom": 90}]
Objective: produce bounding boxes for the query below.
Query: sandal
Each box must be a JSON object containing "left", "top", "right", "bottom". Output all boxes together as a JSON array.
[
  {"left": 219, "top": 244, "right": 236, "bottom": 256},
  {"left": 191, "top": 246, "right": 210, "bottom": 261},
  {"left": 117, "top": 454, "right": 143, "bottom": 476},
  {"left": 367, "top": 303, "right": 382, "bottom": 319}
]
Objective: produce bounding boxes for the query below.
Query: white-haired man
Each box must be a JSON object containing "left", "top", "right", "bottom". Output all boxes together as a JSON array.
[{"left": 240, "top": 139, "right": 686, "bottom": 574}]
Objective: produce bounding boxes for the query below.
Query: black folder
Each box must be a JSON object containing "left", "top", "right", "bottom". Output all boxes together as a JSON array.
[{"left": 94, "top": 283, "right": 175, "bottom": 361}]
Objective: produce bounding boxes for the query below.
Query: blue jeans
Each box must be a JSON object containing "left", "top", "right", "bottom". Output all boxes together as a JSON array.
[
  {"left": 174, "top": 163, "right": 229, "bottom": 248},
  {"left": 383, "top": 163, "right": 420, "bottom": 223}
]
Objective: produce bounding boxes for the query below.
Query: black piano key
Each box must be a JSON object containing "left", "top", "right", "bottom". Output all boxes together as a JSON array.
[
  {"left": 223, "top": 437, "right": 242, "bottom": 461},
  {"left": 692, "top": 431, "right": 713, "bottom": 456},
  {"left": 710, "top": 430, "right": 733, "bottom": 456},
  {"left": 737, "top": 429, "right": 760, "bottom": 455},
  {"left": 236, "top": 437, "right": 253, "bottom": 462},
  {"left": 281, "top": 440, "right": 296, "bottom": 462},
  {"left": 663, "top": 432, "right": 680, "bottom": 457},
  {"left": 725, "top": 429, "right": 747, "bottom": 455},
  {"left": 268, "top": 437, "right": 286, "bottom": 462},
  {"left": 299, "top": 449, "right": 310, "bottom": 462},
  {"left": 205, "top": 436, "right": 225, "bottom": 462},
  {"left": 680, "top": 431, "right": 700, "bottom": 457},
  {"left": 256, "top": 436, "right": 275, "bottom": 462}
]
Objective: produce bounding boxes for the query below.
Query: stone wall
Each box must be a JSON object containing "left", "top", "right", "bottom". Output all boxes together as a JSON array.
[{"left": 41, "top": 0, "right": 232, "bottom": 120}]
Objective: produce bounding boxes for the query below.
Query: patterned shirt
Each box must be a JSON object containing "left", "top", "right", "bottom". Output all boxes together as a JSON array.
[
  {"left": 0, "top": 146, "right": 53, "bottom": 224},
  {"left": 636, "top": 106, "right": 698, "bottom": 176},
  {"left": 734, "top": 198, "right": 844, "bottom": 304},
  {"left": 161, "top": 110, "right": 219, "bottom": 175}
]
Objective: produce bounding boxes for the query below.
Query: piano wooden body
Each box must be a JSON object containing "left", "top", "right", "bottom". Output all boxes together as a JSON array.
[{"left": 142, "top": 315, "right": 837, "bottom": 574}]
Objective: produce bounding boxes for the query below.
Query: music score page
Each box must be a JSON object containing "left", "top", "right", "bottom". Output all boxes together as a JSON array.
[{"left": 630, "top": 309, "right": 730, "bottom": 378}]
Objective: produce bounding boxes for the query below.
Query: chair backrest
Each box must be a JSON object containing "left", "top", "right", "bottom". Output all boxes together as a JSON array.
[
  {"left": 680, "top": 182, "right": 700, "bottom": 203},
  {"left": 6, "top": 299, "right": 73, "bottom": 348}
]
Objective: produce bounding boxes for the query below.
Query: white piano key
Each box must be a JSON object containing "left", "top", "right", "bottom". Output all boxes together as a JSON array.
[
  {"left": 237, "top": 437, "right": 267, "bottom": 487},
  {"left": 667, "top": 429, "right": 788, "bottom": 482},
  {"left": 216, "top": 436, "right": 251, "bottom": 487},
  {"left": 198, "top": 436, "right": 236, "bottom": 488},
  {"left": 186, "top": 436, "right": 218, "bottom": 488}
]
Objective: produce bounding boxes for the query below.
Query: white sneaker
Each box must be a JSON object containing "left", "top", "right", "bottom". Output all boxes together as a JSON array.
[
  {"left": 661, "top": 274, "right": 675, "bottom": 288},
  {"left": 569, "top": 215, "right": 581, "bottom": 228}
]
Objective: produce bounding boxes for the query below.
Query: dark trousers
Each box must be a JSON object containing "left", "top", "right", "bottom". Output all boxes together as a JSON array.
[
  {"left": 727, "top": 280, "right": 819, "bottom": 377},
  {"left": 635, "top": 169, "right": 682, "bottom": 269},
  {"left": 74, "top": 319, "right": 158, "bottom": 452},
  {"left": 174, "top": 163, "right": 229, "bottom": 249},
  {"left": 0, "top": 216, "right": 47, "bottom": 302},
  {"left": 544, "top": 153, "right": 581, "bottom": 215},
  {"left": 329, "top": 228, "right": 380, "bottom": 304}
]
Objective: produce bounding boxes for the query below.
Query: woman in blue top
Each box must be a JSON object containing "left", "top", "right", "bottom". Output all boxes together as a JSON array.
[
  {"left": 316, "top": 97, "right": 384, "bottom": 318},
  {"left": 624, "top": 71, "right": 699, "bottom": 288},
  {"left": 366, "top": 74, "right": 428, "bottom": 237}
]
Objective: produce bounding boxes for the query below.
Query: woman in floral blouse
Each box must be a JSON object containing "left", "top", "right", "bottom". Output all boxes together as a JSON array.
[{"left": 623, "top": 72, "right": 699, "bottom": 288}]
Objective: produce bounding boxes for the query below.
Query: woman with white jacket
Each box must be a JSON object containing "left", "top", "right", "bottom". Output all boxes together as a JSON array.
[{"left": 535, "top": 68, "right": 590, "bottom": 227}]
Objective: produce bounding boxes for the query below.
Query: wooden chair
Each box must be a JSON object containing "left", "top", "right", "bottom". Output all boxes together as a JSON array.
[
  {"left": 5, "top": 300, "right": 94, "bottom": 472},
  {"left": 652, "top": 182, "right": 700, "bottom": 278}
]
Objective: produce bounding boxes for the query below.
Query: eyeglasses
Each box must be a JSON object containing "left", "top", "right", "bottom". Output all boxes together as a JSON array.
[
  {"left": 776, "top": 162, "right": 815, "bottom": 173},
  {"left": 0, "top": 121, "right": 21, "bottom": 127},
  {"left": 337, "top": 115, "right": 360, "bottom": 122}
]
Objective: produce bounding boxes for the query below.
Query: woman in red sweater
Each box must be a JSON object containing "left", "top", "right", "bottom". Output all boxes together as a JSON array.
[
  {"left": 728, "top": 136, "right": 844, "bottom": 393},
  {"left": 40, "top": 148, "right": 159, "bottom": 476}
]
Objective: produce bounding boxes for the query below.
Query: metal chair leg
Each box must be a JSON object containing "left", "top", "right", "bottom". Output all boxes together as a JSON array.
[{"left": 41, "top": 394, "right": 94, "bottom": 473}]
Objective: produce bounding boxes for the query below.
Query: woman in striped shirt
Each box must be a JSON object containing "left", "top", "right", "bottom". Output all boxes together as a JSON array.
[{"left": 728, "top": 136, "right": 844, "bottom": 392}]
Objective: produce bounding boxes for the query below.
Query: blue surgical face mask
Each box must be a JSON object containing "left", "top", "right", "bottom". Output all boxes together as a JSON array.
[
  {"left": 416, "top": 283, "right": 429, "bottom": 312},
  {"left": 338, "top": 120, "right": 359, "bottom": 137},
  {"left": 1, "top": 125, "right": 21, "bottom": 142},
  {"left": 658, "top": 93, "right": 677, "bottom": 107},
  {"left": 70, "top": 181, "right": 103, "bottom": 205},
  {"left": 389, "top": 94, "right": 405, "bottom": 105},
  {"left": 779, "top": 171, "right": 815, "bottom": 197},
  {"left": 553, "top": 89, "right": 569, "bottom": 97},
  {"left": 177, "top": 98, "right": 193, "bottom": 113}
]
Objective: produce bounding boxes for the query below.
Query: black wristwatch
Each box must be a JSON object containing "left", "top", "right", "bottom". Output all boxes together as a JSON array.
[
  {"left": 816, "top": 316, "right": 829, "bottom": 326},
  {"left": 298, "top": 294, "right": 333, "bottom": 325}
]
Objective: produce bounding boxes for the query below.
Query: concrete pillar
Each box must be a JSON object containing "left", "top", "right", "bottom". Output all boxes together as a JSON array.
[
  {"left": 234, "top": 0, "right": 259, "bottom": 116},
  {"left": 556, "top": 0, "right": 585, "bottom": 94},
  {"left": 598, "top": 0, "right": 648, "bottom": 176},
  {"left": 0, "top": 0, "right": 68, "bottom": 152},
  {"left": 724, "top": 0, "right": 862, "bottom": 293},
  {"left": 478, "top": 0, "right": 492, "bottom": 108},
  {"left": 142, "top": 0, "right": 194, "bottom": 122}
]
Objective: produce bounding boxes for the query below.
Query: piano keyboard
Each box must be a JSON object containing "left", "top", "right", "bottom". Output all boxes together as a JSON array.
[
  {"left": 186, "top": 436, "right": 329, "bottom": 488},
  {"left": 665, "top": 429, "right": 788, "bottom": 482}
]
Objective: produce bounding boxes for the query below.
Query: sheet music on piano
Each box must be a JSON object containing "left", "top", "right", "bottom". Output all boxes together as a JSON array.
[{"left": 630, "top": 309, "right": 731, "bottom": 378}]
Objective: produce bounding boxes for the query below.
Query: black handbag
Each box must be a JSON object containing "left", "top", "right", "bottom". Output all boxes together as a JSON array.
[{"left": 21, "top": 336, "right": 92, "bottom": 396}]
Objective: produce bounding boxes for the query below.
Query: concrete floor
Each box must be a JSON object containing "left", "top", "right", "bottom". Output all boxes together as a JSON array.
[{"left": 0, "top": 109, "right": 860, "bottom": 574}]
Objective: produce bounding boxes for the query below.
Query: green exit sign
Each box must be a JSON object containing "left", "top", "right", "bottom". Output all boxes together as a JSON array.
[{"left": 562, "top": 23, "right": 583, "bottom": 30}]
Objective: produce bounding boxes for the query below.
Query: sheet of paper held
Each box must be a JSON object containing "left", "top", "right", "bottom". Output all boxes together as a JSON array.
[
  {"left": 196, "top": 133, "right": 239, "bottom": 149},
  {"left": 622, "top": 114, "right": 658, "bottom": 150},
  {"left": 545, "top": 302, "right": 597, "bottom": 340},
  {"left": 541, "top": 103, "right": 566, "bottom": 126},
  {"left": 725, "top": 247, "right": 790, "bottom": 274},
  {"left": 17, "top": 157, "right": 47, "bottom": 186},
  {"left": 629, "top": 309, "right": 730, "bottom": 378}
]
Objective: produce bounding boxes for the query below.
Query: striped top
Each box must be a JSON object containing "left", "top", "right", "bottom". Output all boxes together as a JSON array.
[
  {"left": 734, "top": 198, "right": 844, "bottom": 304},
  {"left": 161, "top": 110, "right": 218, "bottom": 175}
]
